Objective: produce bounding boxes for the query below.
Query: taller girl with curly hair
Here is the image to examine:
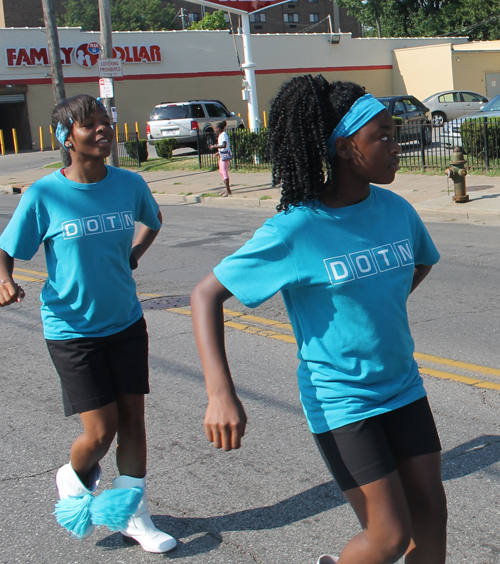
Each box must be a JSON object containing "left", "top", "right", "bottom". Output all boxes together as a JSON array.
[{"left": 191, "top": 74, "right": 447, "bottom": 564}]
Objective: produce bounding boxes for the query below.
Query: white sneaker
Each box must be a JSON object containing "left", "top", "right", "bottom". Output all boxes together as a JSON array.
[{"left": 113, "top": 474, "right": 177, "bottom": 553}]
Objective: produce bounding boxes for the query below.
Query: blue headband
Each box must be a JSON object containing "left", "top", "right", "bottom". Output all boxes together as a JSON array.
[
  {"left": 55, "top": 118, "right": 73, "bottom": 150},
  {"left": 55, "top": 98, "right": 107, "bottom": 150},
  {"left": 327, "top": 93, "right": 386, "bottom": 157}
]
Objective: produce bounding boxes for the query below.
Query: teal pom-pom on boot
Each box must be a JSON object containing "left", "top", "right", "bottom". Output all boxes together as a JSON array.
[{"left": 54, "top": 462, "right": 102, "bottom": 539}]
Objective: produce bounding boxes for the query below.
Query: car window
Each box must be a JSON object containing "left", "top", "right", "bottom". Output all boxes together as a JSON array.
[
  {"left": 150, "top": 105, "right": 191, "bottom": 120},
  {"left": 438, "top": 93, "right": 455, "bottom": 103},
  {"left": 205, "top": 103, "right": 230, "bottom": 118},
  {"left": 190, "top": 104, "right": 205, "bottom": 118},
  {"left": 462, "top": 92, "right": 482, "bottom": 102},
  {"left": 482, "top": 95, "right": 500, "bottom": 111},
  {"left": 394, "top": 100, "right": 406, "bottom": 114},
  {"left": 403, "top": 98, "right": 424, "bottom": 112},
  {"left": 378, "top": 99, "right": 391, "bottom": 110}
]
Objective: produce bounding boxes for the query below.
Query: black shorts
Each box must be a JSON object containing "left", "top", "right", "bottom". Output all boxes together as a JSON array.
[
  {"left": 313, "top": 396, "right": 441, "bottom": 492},
  {"left": 46, "top": 317, "right": 150, "bottom": 417}
]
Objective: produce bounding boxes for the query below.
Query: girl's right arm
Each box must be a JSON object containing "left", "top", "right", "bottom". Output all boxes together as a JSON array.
[
  {"left": 0, "top": 249, "right": 24, "bottom": 306},
  {"left": 191, "top": 272, "right": 247, "bottom": 451}
]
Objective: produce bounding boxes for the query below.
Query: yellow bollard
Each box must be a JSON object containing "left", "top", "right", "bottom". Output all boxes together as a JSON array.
[
  {"left": 124, "top": 123, "right": 129, "bottom": 142},
  {"left": 115, "top": 123, "right": 119, "bottom": 142},
  {"left": 12, "top": 129, "right": 18, "bottom": 154},
  {"left": 135, "top": 122, "right": 140, "bottom": 139},
  {"left": 39, "top": 126, "right": 44, "bottom": 151},
  {"left": 0, "top": 129, "right": 5, "bottom": 155},
  {"left": 49, "top": 125, "right": 56, "bottom": 150},
  {"left": 262, "top": 111, "right": 267, "bottom": 128}
]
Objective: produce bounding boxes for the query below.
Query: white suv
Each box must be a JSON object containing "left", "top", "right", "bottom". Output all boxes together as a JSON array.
[{"left": 146, "top": 99, "right": 245, "bottom": 150}]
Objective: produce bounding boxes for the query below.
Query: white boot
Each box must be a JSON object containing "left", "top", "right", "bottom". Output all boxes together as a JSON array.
[
  {"left": 55, "top": 462, "right": 102, "bottom": 539},
  {"left": 112, "top": 474, "right": 177, "bottom": 553}
]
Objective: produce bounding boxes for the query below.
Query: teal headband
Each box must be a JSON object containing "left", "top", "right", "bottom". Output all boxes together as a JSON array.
[{"left": 327, "top": 93, "right": 386, "bottom": 157}]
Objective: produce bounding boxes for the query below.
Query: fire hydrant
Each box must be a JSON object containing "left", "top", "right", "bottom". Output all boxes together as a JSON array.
[{"left": 446, "top": 146, "right": 469, "bottom": 203}]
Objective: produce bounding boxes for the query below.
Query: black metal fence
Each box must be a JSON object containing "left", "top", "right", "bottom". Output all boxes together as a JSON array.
[
  {"left": 194, "top": 118, "right": 500, "bottom": 175},
  {"left": 197, "top": 128, "right": 270, "bottom": 170},
  {"left": 116, "top": 131, "right": 142, "bottom": 168}
]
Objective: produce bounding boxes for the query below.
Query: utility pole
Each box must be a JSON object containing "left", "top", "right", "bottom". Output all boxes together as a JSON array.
[
  {"left": 98, "top": 0, "right": 120, "bottom": 167},
  {"left": 41, "top": 0, "right": 71, "bottom": 166}
]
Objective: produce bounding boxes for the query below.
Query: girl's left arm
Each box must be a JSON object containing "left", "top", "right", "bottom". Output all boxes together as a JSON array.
[
  {"left": 411, "top": 264, "right": 432, "bottom": 293},
  {"left": 129, "top": 210, "right": 162, "bottom": 269}
]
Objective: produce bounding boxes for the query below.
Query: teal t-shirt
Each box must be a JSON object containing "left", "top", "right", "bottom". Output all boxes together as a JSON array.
[
  {"left": 214, "top": 186, "right": 440, "bottom": 433},
  {"left": 0, "top": 166, "right": 161, "bottom": 340}
]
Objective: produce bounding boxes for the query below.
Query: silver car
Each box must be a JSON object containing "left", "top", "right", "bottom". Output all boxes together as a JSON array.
[
  {"left": 423, "top": 90, "right": 489, "bottom": 127},
  {"left": 439, "top": 93, "right": 500, "bottom": 148},
  {"left": 146, "top": 99, "right": 245, "bottom": 150}
]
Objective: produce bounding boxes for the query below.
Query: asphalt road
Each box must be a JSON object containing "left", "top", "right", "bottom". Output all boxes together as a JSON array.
[{"left": 1, "top": 198, "right": 500, "bottom": 563}]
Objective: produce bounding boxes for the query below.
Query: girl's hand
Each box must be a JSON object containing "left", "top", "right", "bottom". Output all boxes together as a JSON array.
[
  {"left": 0, "top": 279, "right": 25, "bottom": 307},
  {"left": 204, "top": 391, "right": 247, "bottom": 451}
]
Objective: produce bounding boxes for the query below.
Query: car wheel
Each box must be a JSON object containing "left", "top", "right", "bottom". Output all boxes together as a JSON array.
[{"left": 432, "top": 112, "right": 446, "bottom": 127}]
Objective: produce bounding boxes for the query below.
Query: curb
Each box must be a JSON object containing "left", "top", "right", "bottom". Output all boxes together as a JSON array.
[{"left": 153, "top": 193, "right": 278, "bottom": 209}]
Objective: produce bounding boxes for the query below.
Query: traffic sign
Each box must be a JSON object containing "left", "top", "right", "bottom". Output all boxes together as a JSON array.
[
  {"left": 98, "top": 58, "right": 123, "bottom": 77},
  {"left": 99, "top": 77, "right": 114, "bottom": 99}
]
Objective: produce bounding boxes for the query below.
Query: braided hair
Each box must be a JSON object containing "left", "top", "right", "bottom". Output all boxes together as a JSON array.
[{"left": 267, "top": 75, "right": 366, "bottom": 212}]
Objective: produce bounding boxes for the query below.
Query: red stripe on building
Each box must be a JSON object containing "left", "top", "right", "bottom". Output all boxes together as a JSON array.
[{"left": 0, "top": 65, "right": 392, "bottom": 86}]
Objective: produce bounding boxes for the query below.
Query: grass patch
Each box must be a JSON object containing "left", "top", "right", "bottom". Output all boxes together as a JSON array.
[
  {"left": 45, "top": 161, "right": 62, "bottom": 168},
  {"left": 259, "top": 195, "right": 272, "bottom": 200},
  {"left": 201, "top": 192, "right": 220, "bottom": 198}
]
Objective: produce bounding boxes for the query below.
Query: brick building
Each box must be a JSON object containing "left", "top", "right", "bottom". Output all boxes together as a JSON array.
[
  {"left": 0, "top": 0, "right": 361, "bottom": 36},
  {"left": 172, "top": 0, "right": 361, "bottom": 36},
  {"left": 0, "top": 0, "right": 63, "bottom": 27}
]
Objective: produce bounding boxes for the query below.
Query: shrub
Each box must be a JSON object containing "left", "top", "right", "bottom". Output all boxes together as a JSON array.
[
  {"left": 155, "top": 138, "right": 177, "bottom": 159},
  {"left": 233, "top": 128, "right": 269, "bottom": 164},
  {"left": 124, "top": 139, "right": 148, "bottom": 163},
  {"left": 461, "top": 117, "right": 500, "bottom": 162}
]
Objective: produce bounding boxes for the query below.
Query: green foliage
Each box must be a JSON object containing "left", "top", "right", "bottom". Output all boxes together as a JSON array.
[
  {"left": 336, "top": 0, "right": 500, "bottom": 39},
  {"left": 188, "top": 10, "right": 227, "bottom": 30},
  {"left": 233, "top": 129, "right": 269, "bottom": 165},
  {"left": 154, "top": 138, "right": 177, "bottom": 159},
  {"left": 58, "top": 0, "right": 179, "bottom": 31},
  {"left": 124, "top": 139, "right": 149, "bottom": 163},
  {"left": 461, "top": 117, "right": 500, "bottom": 162}
]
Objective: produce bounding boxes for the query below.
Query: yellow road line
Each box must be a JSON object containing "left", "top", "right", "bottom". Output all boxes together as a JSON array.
[
  {"left": 167, "top": 307, "right": 500, "bottom": 392},
  {"left": 14, "top": 274, "right": 46, "bottom": 282},
  {"left": 415, "top": 352, "right": 500, "bottom": 378},
  {"left": 14, "top": 268, "right": 48, "bottom": 277}
]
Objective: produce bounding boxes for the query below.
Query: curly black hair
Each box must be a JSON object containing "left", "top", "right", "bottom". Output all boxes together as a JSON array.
[
  {"left": 51, "top": 94, "right": 107, "bottom": 133},
  {"left": 267, "top": 75, "right": 366, "bottom": 212}
]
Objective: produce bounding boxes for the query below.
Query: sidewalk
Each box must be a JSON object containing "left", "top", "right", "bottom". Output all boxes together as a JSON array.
[{"left": 3, "top": 157, "right": 500, "bottom": 224}]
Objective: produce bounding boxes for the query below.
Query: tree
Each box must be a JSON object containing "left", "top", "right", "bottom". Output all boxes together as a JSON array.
[
  {"left": 336, "top": 0, "right": 500, "bottom": 39},
  {"left": 58, "top": 0, "right": 179, "bottom": 31},
  {"left": 188, "top": 10, "right": 227, "bottom": 30}
]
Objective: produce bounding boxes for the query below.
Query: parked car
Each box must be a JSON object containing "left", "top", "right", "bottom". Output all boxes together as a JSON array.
[
  {"left": 146, "top": 99, "right": 245, "bottom": 150},
  {"left": 423, "top": 90, "right": 489, "bottom": 127},
  {"left": 376, "top": 95, "right": 433, "bottom": 146},
  {"left": 440, "top": 93, "right": 500, "bottom": 148}
]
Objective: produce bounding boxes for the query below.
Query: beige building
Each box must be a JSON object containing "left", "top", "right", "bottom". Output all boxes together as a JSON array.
[
  {"left": 0, "top": 27, "right": 467, "bottom": 151},
  {"left": 393, "top": 40, "right": 500, "bottom": 102}
]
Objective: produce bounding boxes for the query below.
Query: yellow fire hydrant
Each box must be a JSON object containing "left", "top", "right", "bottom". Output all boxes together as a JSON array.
[{"left": 446, "top": 146, "right": 469, "bottom": 203}]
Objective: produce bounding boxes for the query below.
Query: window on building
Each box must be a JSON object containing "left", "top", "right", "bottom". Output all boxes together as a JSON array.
[
  {"left": 250, "top": 13, "right": 266, "bottom": 22},
  {"left": 284, "top": 13, "right": 299, "bottom": 22},
  {"left": 188, "top": 13, "right": 200, "bottom": 23},
  {"left": 310, "top": 13, "right": 319, "bottom": 22},
  {"left": 224, "top": 13, "right": 230, "bottom": 23},
  {"left": 308, "top": 0, "right": 319, "bottom": 3}
]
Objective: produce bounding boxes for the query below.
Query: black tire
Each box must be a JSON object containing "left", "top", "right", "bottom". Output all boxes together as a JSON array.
[
  {"left": 432, "top": 112, "right": 446, "bottom": 127},
  {"left": 422, "top": 124, "right": 433, "bottom": 147}
]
